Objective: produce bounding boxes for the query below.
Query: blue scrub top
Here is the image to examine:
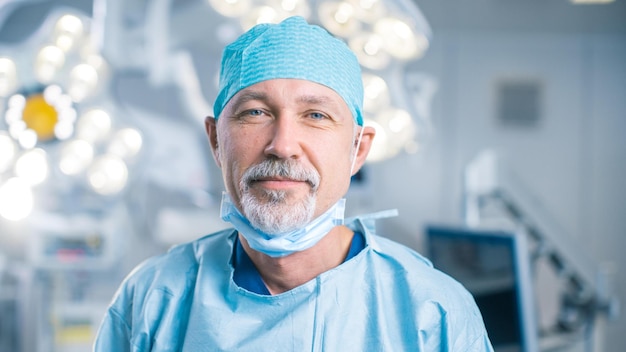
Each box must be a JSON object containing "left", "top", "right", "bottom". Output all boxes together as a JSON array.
[
  {"left": 233, "top": 231, "right": 365, "bottom": 295},
  {"left": 94, "top": 216, "right": 494, "bottom": 351}
]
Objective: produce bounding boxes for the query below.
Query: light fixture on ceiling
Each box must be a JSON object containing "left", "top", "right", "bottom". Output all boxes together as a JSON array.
[{"left": 0, "top": 10, "right": 144, "bottom": 221}]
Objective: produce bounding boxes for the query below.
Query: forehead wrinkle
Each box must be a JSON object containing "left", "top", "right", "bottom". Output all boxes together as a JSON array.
[
  {"left": 229, "top": 90, "right": 268, "bottom": 111},
  {"left": 297, "top": 94, "right": 340, "bottom": 109}
]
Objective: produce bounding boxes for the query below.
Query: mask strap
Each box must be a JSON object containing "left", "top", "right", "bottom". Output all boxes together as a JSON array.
[{"left": 350, "top": 126, "right": 365, "bottom": 175}]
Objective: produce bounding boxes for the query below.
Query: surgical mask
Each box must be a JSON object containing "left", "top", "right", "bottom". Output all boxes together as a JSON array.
[{"left": 220, "top": 192, "right": 346, "bottom": 258}]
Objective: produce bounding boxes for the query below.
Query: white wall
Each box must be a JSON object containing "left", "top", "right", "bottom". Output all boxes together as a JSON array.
[{"left": 366, "top": 29, "right": 626, "bottom": 350}]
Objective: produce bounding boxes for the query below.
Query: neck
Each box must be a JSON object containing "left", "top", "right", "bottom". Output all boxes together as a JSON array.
[{"left": 239, "top": 225, "right": 354, "bottom": 295}]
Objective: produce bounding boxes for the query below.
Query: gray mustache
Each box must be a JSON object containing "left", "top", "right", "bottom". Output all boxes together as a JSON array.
[{"left": 242, "top": 159, "right": 320, "bottom": 191}]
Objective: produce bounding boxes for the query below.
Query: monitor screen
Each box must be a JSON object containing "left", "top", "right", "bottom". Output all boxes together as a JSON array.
[{"left": 426, "top": 225, "right": 538, "bottom": 352}]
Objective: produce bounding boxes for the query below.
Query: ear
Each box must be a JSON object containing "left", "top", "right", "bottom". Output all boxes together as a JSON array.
[
  {"left": 204, "top": 116, "right": 222, "bottom": 168},
  {"left": 350, "top": 125, "right": 376, "bottom": 176}
]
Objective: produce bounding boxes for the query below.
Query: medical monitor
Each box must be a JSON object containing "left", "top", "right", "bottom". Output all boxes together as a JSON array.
[{"left": 425, "top": 225, "right": 538, "bottom": 352}]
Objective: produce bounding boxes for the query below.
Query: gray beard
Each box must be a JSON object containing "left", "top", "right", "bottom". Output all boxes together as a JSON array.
[
  {"left": 239, "top": 159, "right": 320, "bottom": 234},
  {"left": 240, "top": 188, "right": 316, "bottom": 234}
]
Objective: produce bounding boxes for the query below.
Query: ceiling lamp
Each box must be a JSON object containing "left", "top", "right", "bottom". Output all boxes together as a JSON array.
[
  {"left": 53, "top": 14, "right": 85, "bottom": 52},
  {"left": 59, "top": 139, "right": 94, "bottom": 175},
  {"left": 4, "top": 85, "right": 77, "bottom": 148},
  {"left": 362, "top": 73, "right": 390, "bottom": 113},
  {"left": 0, "top": 177, "right": 34, "bottom": 221},
  {"left": 318, "top": 1, "right": 362, "bottom": 37},
  {"left": 0, "top": 132, "right": 16, "bottom": 172},
  {"left": 14, "top": 148, "right": 48, "bottom": 186},
  {"left": 349, "top": 0, "right": 386, "bottom": 22},
  {"left": 87, "top": 154, "right": 129, "bottom": 195},
  {"left": 349, "top": 33, "right": 390, "bottom": 70},
  {"left": 239, "top": 0, "right": 310, "bottom": 30},
  {"left": 366, "top": 107, "right": 416, "bottom": 160},
  {"left": 374, "top": 17, "right": 428, "bottom": 60},
  {"left": 240, "top": 6, "right": 281, "bottom": 29},
  {"left": 34, "top": 45, "right": 65, "bottom": 83},
  {"left": 0, "top": 10, "right": 144, "bottom": 221},
  {"left": 0, "top": 57, "right": 18, "bottom": 97},
  {"left": 208, "top": 0, "right": 253, "bottom": 17}
]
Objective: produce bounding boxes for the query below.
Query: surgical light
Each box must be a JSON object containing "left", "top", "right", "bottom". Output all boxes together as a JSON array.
[
  {"left": 76, "top": 109, "right": 111, "bottom": 142},
  {"left": 14, "top": 148, "right": 48, "bottom": 185},
  {"left": 8, "top": 93, "right": 25, "bottom": 109},
  {"left": 35, "top": 45, "right": 65, "bottom": 83},
  {"left": 279, "top": 0, "right": 300, "bottom": 12},
  {"left": 209, "top": 0, "right": 252, "bottom": 17},
  {"left": 108, "top": 128, "right": 143, "bottom": 159},
  {"left": 376, "top": 107, "right": 416, "bottom": 150},
  {"left": 0, "top": 132, "right": 16, "bottom": 173},
  {"left": 87, "top": 155, "right": 128, "bottom": 195},
  {"left": 349, "top": 34, "right": 390, "bottom": 70},
  {"left": 362, "top": 73, "right": 390, "bottom": 113},
  {"left": 68, "top": 63, "right": 99, "bottom": 102},
  {"left": 8, "top": 120, "right": 26, "bottom": 139},
  {"left": 5, "top": 87, "right": 77, "bottom": 144},
  {"left": 261, "top": 0, "right": 309, "bottom": 18},
  {"left": 241, "top": 6, "right": 280, "bottom": 30},
  {"left": 0, "top": 57, "right": 18, "bottom": 97},
  {"left": 21, "top": 93, "right": 58, "bottom": 141},
  {"left": 0, "top": 177, "right": 34, "bottom": 221},
  {"left": 374, "top": 17, "right": 427, "bottom": 60},
  {"left": 59, "top": 139, "right": 94, "bottom": 175},
  {"left": 17, "top": 128, "right": 37, "bottom": 149},
  {"left": 349, "top": 0, "right": 386, "bottom": 22},
  {"left": 4, "top": 105, "right": 22, "bottom": 125},
  {"left": 318, "top": 1, "right": 361, "bottom": 37},
  {"left": 53, "top": 14, "right": 84, "bottom": 52}
]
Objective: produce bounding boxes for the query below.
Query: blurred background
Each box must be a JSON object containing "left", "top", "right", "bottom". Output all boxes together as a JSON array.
[{"left": 0, "top": 0, "right": 624, "bottom": 351}]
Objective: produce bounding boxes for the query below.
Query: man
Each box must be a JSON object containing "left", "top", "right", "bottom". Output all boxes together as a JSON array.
[{"left": 94, "top": 16, "right": 493, "bottom": 351}]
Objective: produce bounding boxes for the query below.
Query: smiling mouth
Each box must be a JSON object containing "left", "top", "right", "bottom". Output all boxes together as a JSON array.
[{"left": 251, "top": 177, "right": 312, "bottom": 189}]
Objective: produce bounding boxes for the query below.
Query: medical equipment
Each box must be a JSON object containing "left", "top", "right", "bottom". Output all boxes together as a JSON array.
[{"left": 463, "top": 150, "right": 619, "bottom": 352}]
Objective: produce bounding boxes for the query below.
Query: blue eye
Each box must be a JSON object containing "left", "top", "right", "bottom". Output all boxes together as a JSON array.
[
  {"left": 310, "top": 112, "right": 325, "bottom": 120},
  {"left": 247, "top": 109, "right": 264, "bottom": 116}
]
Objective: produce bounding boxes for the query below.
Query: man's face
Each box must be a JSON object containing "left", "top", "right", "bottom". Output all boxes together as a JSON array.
[{"left": 208, "top": 79, "right": 362, "bottom": 233}]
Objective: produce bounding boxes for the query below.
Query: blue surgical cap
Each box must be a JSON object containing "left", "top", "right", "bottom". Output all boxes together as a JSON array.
[{"left": 213, "top": 16, "right": 364, "bottom": 126}]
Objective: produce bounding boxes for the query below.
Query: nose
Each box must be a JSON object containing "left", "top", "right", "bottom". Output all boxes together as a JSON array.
[{"left": 264, "top": 116, "right": 302, "bottom": 159}]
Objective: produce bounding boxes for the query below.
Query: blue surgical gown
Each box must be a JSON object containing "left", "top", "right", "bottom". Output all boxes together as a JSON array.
[{"left": 94, "top": 216, "right": 494, "bottom": 351}]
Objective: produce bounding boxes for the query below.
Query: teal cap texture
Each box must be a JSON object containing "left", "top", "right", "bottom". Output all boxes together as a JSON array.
[{"left": 213, "top": 16, "right": 364, "bottom": 126}]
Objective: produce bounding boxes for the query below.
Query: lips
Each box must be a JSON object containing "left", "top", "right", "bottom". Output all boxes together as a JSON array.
[
  {"left": 251, "top": 176, "right": 311, "bottom": 189},
  {"left": 241, "top": 159, "right": 320, "bottom": 192}
]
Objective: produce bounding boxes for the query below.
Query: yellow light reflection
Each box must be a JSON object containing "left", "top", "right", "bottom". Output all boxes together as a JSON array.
[{"left": 21, "top": 93, "right": 58, "bottom": 141}]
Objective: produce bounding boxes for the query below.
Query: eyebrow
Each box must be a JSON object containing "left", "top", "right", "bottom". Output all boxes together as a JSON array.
[
  {"left": 229, "top": 91, "right": 268, "bottom": 110},
  {"left": 229, "top": 89, "right": 344, "bottom": 113},
  {"left": 296, "top": 95, "right": 341, "bottom": 110}
]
